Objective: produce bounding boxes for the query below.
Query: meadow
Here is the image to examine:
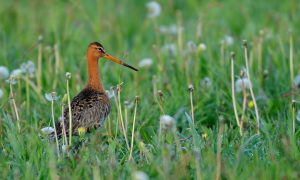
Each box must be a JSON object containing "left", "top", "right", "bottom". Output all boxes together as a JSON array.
[{"left": 0, "top": 0, "right": 300, "bottom": 179}]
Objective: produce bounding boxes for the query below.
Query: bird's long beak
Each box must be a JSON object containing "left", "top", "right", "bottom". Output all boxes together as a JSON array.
[{"left": 104, "top": 54, "right": 138, "bottom": 71}]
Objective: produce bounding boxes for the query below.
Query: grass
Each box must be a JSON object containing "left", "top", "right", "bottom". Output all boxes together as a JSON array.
[{"left": 0, "top": 0, "right": 300, "bottom": 179}]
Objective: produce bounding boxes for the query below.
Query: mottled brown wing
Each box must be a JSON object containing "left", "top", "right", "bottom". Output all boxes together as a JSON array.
[{"left": 55, "top": 88, "right": 110, "bottom": 137}]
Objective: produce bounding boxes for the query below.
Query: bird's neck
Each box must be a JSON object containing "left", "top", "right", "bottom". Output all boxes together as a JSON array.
[{"left": 86, "top": 54, "right": 104, "bottom": 92}]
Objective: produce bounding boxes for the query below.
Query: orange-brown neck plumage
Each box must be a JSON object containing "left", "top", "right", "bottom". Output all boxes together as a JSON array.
[{"left": 86, "top": 52, "right": 104, "bottom": 92}]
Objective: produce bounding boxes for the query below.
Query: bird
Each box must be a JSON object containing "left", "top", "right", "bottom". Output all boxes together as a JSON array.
[{"left": 53, "top": 42, "right": 138, "bottom": 140}]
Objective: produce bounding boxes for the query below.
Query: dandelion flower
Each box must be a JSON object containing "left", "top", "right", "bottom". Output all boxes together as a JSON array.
[
  {"left": 78, "top": 127, "right": 87, "bottom": 136},
  {"left": 202, "top": 133, "right": 208, "bottom": 139},
  {"left": 132, "top": 171, "right": 149, "bottom": 180},
  {"left": 138, "top": 58, "right": 153, "bottom": 68},
  {"left": 235, "top": 78, "right": 249, "bottom": 93},
  {"left": 248, "top": 100, "right": 254, "bottom": 108},
  {"left": 45, "top": 92, "right": 60, "bottom": 101},
  {"left": 201, "top": 77, "right": 212, "bottom": 88},
  {"left": 146, "top": 1, "right": 161, "bottom": 18},
  {"left": 0, "top": 66, "right": 9, "bottom": 79},
  {"left": 41, "top": 127, "right": 55, "bottom": 135},
  {"left": 160, "top": 115, "right": 175, "bottom": 130},
  {"left": 198, "top": 43, "right": 207, "bottom": 51},
  {"left": 0, "top": 88, "right": 3, "bottom": 99}
]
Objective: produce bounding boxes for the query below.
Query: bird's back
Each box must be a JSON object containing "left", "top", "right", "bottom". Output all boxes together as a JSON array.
[{"left": 56, "top": 87, "right": 111, "bottom": 137}]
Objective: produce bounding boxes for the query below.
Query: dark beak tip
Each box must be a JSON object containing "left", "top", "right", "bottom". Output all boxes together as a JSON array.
[{"left": 123, "top": 63, "right": 138, "bottom": 72}]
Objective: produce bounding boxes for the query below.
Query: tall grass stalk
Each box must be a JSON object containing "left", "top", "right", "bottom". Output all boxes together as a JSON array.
[
  {"left": 36, "top": 36, "right": 43, "bottom": 93},
  {"left": 188, "top": 84, "right": 195, "bottom": 124},
  {"left": 243, "top": 40, "right": 260, "bottom": 134},
  {"left": 216, "top": 117, "right": 225, "bottom": 180},
  {"left": 129, "top": 96, "right": 139, "bottom": 161},
  {"left": 230, "top": 52, "right": 242, "bottom": 135},
  {"left": 25, "top": 73, "right": 30, "bottom": 115}
]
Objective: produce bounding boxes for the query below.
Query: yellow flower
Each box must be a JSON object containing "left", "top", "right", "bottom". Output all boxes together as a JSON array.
[
  {"left": 202, "top": 133, "right": 208, "bottom": 139},
  {"left": 248, "top": 101, "right": 254, "bottom": 108},
  {"left": 78, "top": 127, "right": 86, "bottom": 136}
]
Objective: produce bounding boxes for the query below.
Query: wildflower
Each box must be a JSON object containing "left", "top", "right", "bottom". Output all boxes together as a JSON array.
[
  {"left": 106, "top": 89, "right": 116, "bottom": 99},
  {"left": 201, "top": 77, "right": 212, "bottom": 88},
  {"left": 0, "top": 66, "right": 9, "bottom": 79},
  {"left": 6, "top": 75, "right": 17, "bottom": 85},
  {"left": 161, "top": 43, "right": 176, "bottom": 56},
  {"left": 296, "top": 110, "right": 300, "bottom": 122},
  {"left": 21, "top": 61, "right": 35, "bottom": 77},
  {"left": 146, "top": 1, "right": 161, "bottom": 18},
  {"left": 78, "top": 127, "right": 86, "bottom": 136},
  {"left": 138, "top": 58, "right": 153, "bottom": 68},
  {"left": 294, "top": 74, "right": 300, "bottom": 88},
  {"left": 187, "top": 40, "right": 197, "bottom": 52},
  {"left": 41, "top": 127, "right": 55, "bottom": 135},
  {"left": 235, "top": 78, "right": 249, "bottom": 93},
  {"left": 198, "top": 43, "right": 207, "bottom": 51},
  {"left": 45, "top": 92, "right": 60, "bottom": 101},
  {"left": 160, "top": 115, "right": 175, "bottom": 130},
  {"left": 248, "top": 100, "right": 254, "bottom": 108},
  {"left": 224, "top": 35, "right": 234, "bottom": 46},
  {"left": 0, "top": 88, "right": 3, "bottom": 99},
  {"left": 132, "top": 171, "right": 149, "bottom": 180},
  {"left": 65, "top": 72, "right": 71, "bottom": 79},
  {"left": 202, "top": 133, "right": 208, "bottom": 139},
  {"left": 38, "top": 35, "right": 43, "bottom": 43},
  {"left": 10, "top": 69, "right": 23, "bottom": 78}
]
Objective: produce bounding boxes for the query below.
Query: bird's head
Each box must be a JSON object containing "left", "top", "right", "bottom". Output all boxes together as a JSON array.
[{"left": 87, "top": 42, "right": 138, "bottom": 71}]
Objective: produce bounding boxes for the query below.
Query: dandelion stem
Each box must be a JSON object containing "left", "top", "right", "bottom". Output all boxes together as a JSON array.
[
  {"left": 37, "top": 38, "right": 43, "bottom": 93},
  {"left": 9, "top": 82, "right": 20, "bottom": 131},
  {"left": 129, "top": 96, "right": 139, "bottom": 161},
  {"left": 66, "top": 79, "right": 72, "bottom": 146},
  {"left": 51, "top": 100, "right": 60, "bottom": 157},
  {"left": 243, "top": 40, "right": 260, "bottom": 134},
  {"left": 61, "top": 105, "right": 68, "bottom": 146},
  {"left": 292, "top": 100, "right": 295, "bottom": 135},
  {"left": 117, "top": 86, "right": 130, "bottom": 150},
  {"left": 188, "top": 85, "right": 195, "bottom": 125},
  {"left": 25, "top": 73, "right": 30, "bottom": 115},
  {"left": 230, "top": 52, "right": 241, "bottom": 135}
]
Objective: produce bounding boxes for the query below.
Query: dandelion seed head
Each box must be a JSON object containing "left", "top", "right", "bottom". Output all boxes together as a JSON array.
[
  {"left": 294, "top": 74, "right": 300, "bottom": 88},
  {"left": 201, "top": 77, "right": 212, "bottom": 88},
  {"left": 198, "top": 43, "right": 207, "bottom": 51},
  {"left": 138, "top": 58, "right": 153, "bottom": 68},
  {"left": 106, "top": 89, "right": 116, "bottom": 99},
  {"left": 224, "top": 35, "right": 234, "bottom": 46},
  {"left": 160, "top": 115, "right": 175, "bottom": 130},
  {"left": 146, "top": 1, "right": 161, "bottom": 18},
  {"left": 6, "top": 75, "right": 17, "bottom": 85},
  {"left": 65, "top": 72, "right": 72, "bottom": 79},
  {"left": 132, "top": 171, "right": 149, "bottom": 180},
  {"left": 0, "top": 66, "right": 9, "bottom": 79},
  {"left": 45, "top": 92, "right": 59, "bottom": 101},
  {"left": 187, "top": 40, "right": 197, "bottom": 52},
  {"left": 41, "top": 127, "right": 55, "bottom": 135},
  {"left": 21, "top": 61, "right": 36, "bottom": 77},
  {"left": 10, "top": 69, "right": 23, "bottom": 78},
  {"left": 61, "top": 145, "right": 68, "bottom": 153},
  {"left": 235, "top": 78, "right": 249, "bottom": 93},
  {"left": 0, "top": 88, "right": 3, "bottom": 99},
  {"left": 162, "top": 43, "right": 176, "bottom": 56}
]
